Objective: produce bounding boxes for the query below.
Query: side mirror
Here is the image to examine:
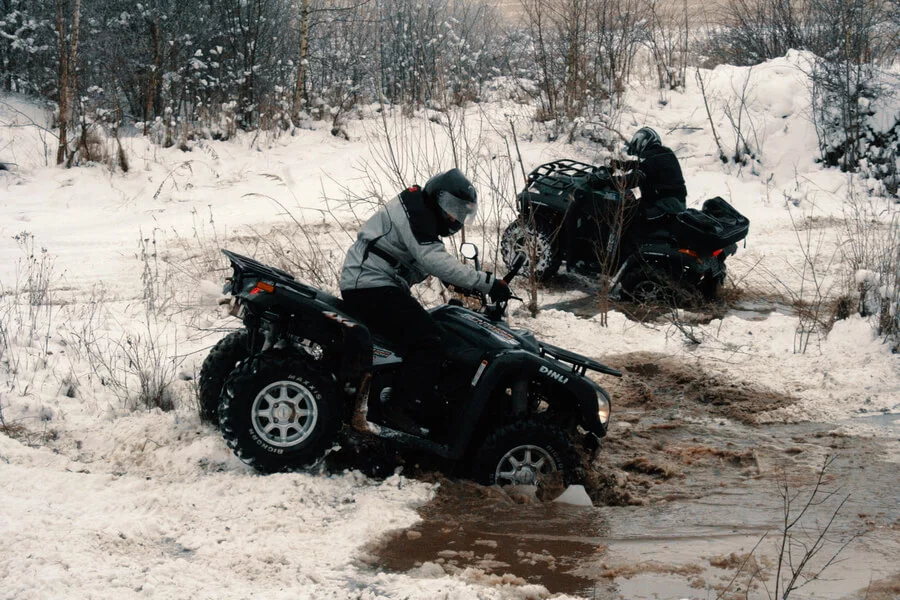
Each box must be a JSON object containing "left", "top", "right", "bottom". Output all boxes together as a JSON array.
[
  {"left": 460, "top": 243, "right": 479, "bottom": 260},
  {"left": 460, "top": 242, "right": 479, "bottom": 270}
]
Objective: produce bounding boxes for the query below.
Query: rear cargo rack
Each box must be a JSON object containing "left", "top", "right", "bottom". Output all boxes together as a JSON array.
[{"left": 526, "top": 159, "right": 612, "bottom": 194}]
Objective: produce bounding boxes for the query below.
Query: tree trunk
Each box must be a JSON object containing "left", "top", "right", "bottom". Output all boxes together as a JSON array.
[
  {"left": 1, "top": 0, "right": 10, "bottom": 92},
  {"left": 55, "top": 0, "right": 81, "bottom": 166},
  {"left": 144, "top": 17, "right": 161, "bottom": 136},
  {"left": 293, "top": 0, "right": 310, "bottom": 123},
  {"left": 56, "top": 0, "right": 69, "bottom": 165}
]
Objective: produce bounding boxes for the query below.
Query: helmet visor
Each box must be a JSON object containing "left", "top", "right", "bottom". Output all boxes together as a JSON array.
[{"left": 437, "top": 190, "right": 478, "bottom": 227}]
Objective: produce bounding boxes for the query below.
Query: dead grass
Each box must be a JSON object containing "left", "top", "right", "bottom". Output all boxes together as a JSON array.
[
  {"left": 855, "top": 575, "right": 900, "bottom": 600},
  {"left": 708, "top": 551, "right": 756, "bottom": 569},
  {"left": 0, "top": 421, "right": 27, "bottom": 438}
]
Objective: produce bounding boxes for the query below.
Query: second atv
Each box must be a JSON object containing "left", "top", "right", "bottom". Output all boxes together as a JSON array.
[{"left": 500, "top": 159, "right": 750, "bottom": 302}]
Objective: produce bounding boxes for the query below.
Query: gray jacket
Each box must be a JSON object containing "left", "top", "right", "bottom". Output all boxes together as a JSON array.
[{"left": 340, "top": 189, "right": 496, "bottom": 294}]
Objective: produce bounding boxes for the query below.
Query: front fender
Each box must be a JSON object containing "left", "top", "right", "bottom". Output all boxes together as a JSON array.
[
  {"left": 446, "top": 351, "right": 609, "bottom": 459},
  {"left": 533, "top": 358, "right": 611, "bottom": 438}
]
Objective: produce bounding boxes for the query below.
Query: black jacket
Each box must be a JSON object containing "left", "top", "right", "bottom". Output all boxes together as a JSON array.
[{"left": 621, "top": 144, "right": 687, "bottom": 219}]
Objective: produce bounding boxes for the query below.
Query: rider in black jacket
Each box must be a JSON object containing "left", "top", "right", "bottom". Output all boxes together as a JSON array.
[{"left": 617, "top": 127, "right": 687, "bottom": 225}]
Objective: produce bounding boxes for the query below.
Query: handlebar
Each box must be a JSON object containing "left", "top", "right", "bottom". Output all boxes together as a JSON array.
[
  {"left": 447, "top": 249, "right": 526, "bottom": 322},
  {"left": 502, "top": 252, "right": 527, "bottom": 284}
]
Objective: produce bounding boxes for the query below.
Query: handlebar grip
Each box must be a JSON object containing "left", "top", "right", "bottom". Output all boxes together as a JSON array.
[{"left": 503, "top": 252, "right": 527, "bottom": 283}]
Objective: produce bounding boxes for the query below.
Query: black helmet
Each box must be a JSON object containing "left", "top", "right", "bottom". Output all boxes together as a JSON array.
[
  {"left": 626, "top": 126, "right": 662, "bottom": 157},
  {"left": 423, "top": 168, "right": 478, "bottom": 236}
]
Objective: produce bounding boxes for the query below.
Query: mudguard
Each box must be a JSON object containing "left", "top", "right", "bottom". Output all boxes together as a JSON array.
[
  {"left": 444, "top": 350, "right": 609, "bottom": 459},
  {"left": 321, "top": 310, "right": 373, "bottom": 384},
  {"left": 223, "top": 250, "right": 374, "bottom": 386},
  {"left": 530, "top": 356, "right": 611, "bottom": 438}
]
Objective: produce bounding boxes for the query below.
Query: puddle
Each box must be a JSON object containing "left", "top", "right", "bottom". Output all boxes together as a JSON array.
[
  {"left": 364, "top": 352, "right": 900, "bottom": 599},
  {"left": 368, "top": 437, "right": 899, "bottom": 599},
  {"left": 367, "top": 482, "right": 609, "bottom": 595},
  {"left": 851, "top": 411, "right": 900, "bottom": 429}
]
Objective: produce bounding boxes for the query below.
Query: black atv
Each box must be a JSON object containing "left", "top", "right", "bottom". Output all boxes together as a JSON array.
[
  {"left": 500, "top": 159, "right": 750, "bottom": 302},
  {"left": 199, "top": 246, "right": 621, "bottom": 488}
]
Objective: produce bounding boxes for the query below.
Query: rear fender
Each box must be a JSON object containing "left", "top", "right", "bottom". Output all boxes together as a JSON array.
[
  {"left": 319, "top": 311, "right": 373, "bottom": 386},
  {"left": 253, "top": 306, "right": 372, "bottom": 389}
]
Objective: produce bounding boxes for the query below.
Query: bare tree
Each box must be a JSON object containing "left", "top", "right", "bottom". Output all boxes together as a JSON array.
[
  {"left": 645, "top": 0, "right": 691, "bottom": 93},
  {"left": 55, "top": 0, "right": 82, "bottom": 165}
]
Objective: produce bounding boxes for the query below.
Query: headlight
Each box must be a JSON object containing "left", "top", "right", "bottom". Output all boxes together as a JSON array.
[{"left": 597, "top": 394, "right": 611, "bottom": 425}]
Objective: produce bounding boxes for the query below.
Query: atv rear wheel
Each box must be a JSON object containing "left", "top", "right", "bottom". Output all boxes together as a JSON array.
[
  {"left": 219, "top": 353, "right": 340, "bottom": 473},
  {"left": 472, "top": 419, "right": 580, "bottom": 489},
  {"left": 500, "top": 220, "right": 562, "bottom": 281},
  {"left": 199, "top": 329, "right": 259, "bottom": 425},
  {"left": 620, "top": 271, "right": 677, "bottom": 305},
  {"left": 699, "top": 275, "right": 721, "bottom": 302}
]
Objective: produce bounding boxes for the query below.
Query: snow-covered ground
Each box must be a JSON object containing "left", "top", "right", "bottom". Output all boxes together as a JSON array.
[{"left": 1, "top": 53, "right": 898, "bottom": 599}]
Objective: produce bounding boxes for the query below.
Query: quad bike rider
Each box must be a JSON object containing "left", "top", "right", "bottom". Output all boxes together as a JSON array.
[
  {"left": 614, "top": 126, "right": 687, "bottom": 249},
  {"left": 339, "top": 168, "right": 512, "bottom": 435}
]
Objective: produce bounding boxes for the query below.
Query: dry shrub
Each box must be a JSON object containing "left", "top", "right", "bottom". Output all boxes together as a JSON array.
[{"left": 709, "top": 551, "right": 757, "bottom": 569}]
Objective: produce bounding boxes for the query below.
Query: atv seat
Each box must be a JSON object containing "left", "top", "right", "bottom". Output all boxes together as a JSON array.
[{"left": 315, "top": 289, "right": 347, "bottom": 312}]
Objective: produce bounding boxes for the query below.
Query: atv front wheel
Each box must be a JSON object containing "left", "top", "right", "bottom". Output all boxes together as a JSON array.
[
  {"left": 199, "top": 329, "right": 259, "bottom": 425},
  {"left": 219, "top": 353, "right": 340, "bottom": 473},
  {"left": 500, "top": 220, "right": 562, "bottom": 281},
  {"left": 472, "top": 419, "right": 580, "bottom": 489}
]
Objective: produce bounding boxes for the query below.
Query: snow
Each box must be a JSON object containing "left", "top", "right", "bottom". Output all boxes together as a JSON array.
[
  {"left": 1, "top": 52, "right": 898, "bottom": 599},
  {"left": 553, "top": 485, "right": 593, "bottom": 507}
]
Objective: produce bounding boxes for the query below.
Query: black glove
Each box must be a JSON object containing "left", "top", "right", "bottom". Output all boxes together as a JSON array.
[{"left": 489, "top": 278, "right": 512, "bottom": 303}]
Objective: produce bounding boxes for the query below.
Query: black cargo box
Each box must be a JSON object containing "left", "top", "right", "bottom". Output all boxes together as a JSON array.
[{"left": 673, "top": 197, "right": 750, "bottom": 252}]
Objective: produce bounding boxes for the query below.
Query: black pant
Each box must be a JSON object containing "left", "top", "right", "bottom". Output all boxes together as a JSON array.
[{"left": 340, "top": 286, "right": 442, "bottom": 408}]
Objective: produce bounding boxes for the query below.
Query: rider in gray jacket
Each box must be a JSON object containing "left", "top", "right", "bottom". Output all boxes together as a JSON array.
[{"left": 340, "top": 169, "right": 511, "bottom": 434}]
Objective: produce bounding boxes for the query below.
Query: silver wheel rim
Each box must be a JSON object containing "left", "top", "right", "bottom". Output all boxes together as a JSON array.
[
  {"left": 504, "top": 225, "right": 554, "bottom": 274},
  {"left": 495, "top": 444, "right": 557, "bottom": 486},
  {"left": 251, "top": 380, "right": 319, "bottom": 448}
]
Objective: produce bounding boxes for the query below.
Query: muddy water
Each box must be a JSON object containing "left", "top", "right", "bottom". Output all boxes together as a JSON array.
[
  {"left": 373, "top": 485, "right": 611, "bottom": 595},
  {"left": 367, "top": 365, "right": 900, "bottom": 600}
]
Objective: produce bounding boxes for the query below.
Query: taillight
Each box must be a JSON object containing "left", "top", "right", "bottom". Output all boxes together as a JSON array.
[
  {"left": 250, "top": 280, "right": 275, "bottom": 294},
  {"left": 712, "top": 248, "right": 724, "bottom": 257},
  {"left": 678, "top": 248, "right": 700, "bottom": 259}
]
